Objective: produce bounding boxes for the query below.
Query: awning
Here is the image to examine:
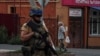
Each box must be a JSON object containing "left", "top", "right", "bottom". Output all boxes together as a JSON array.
[
  {"left": 91, "top": 7, "right": 100, "bottom": 10},
  {"left": 62, "top": 0, "right": 100, "bottom": 6}
]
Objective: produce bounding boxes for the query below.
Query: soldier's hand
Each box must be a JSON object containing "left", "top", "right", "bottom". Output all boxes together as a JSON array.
[{"left": 34, "top": 32, "right": 42, "bottom": 38}]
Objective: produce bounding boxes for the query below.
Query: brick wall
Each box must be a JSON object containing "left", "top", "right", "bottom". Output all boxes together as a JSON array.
[{"left": 0, "top": 2, "right": 56, "bottom": 25}]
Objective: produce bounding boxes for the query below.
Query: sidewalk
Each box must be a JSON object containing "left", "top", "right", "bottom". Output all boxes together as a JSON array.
[
  {"left": 67, "top": 48, "right": 100, "bottom": 56},
  {"left": 0, "top": 44, "right": 100, "bottom": 56},
  {"left": 0, "top": 44, "right": 22, "bottom": 52}
]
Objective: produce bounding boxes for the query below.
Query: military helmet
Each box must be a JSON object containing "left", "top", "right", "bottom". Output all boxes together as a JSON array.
[{"left": 29, "top": 7, "right": 42, "bottom": 17}]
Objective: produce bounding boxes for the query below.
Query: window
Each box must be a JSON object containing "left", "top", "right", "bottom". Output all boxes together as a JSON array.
[
  {"left": 99, "top": 12, "right": 100, "bottom": 15},
  {"left": 89, "top": 9, "right": 100, "bottom": 36},
  {"left": 10, "top": 7, "right": 16, "bottom": 13},
  {"left": 99, "top": 18, "right": 100, "bottom": 34},
  {"left": 93, "top": 11, "right": 97, "bottom": 16},
  {"left": 89, "top": 18, "right": 100, "bottom": 35}
]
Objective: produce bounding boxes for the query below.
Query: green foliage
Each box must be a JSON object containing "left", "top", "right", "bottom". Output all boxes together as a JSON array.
[
  {"left": 0, "top": 25, "right": 22, "bottom": 45},
  {"left": 0, "top": 26, "right": 8, "bottom": 44},
  {"left": 8, "top": 34, "right": 22, "bottom": 45}
]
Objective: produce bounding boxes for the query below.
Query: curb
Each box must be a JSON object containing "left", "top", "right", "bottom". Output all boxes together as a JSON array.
[{"left": 0, "top": 52, "right": 75, "bottom": 56}]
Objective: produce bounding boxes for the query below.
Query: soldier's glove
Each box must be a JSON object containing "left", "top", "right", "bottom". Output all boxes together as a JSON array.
[
  {"left": 41, "top": 32, "right": 49, "bottom": 38},
  {"left": 34, "top": 32, "right": 42, "bottom": 38}
]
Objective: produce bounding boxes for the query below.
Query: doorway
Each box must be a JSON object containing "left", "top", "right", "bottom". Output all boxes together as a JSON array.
[{"left": 69, "top": 17, "right": 84, "bottom": 48}]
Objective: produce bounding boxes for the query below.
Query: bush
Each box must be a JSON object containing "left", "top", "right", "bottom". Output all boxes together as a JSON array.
[
  {"left": 0, "top": 25, "right": 22, "bottom": 45},
  {"left": 0, "top": 26, "right": 8, "bottom": 44},
  {"left": 8, "top": 34, "right": 22, "bottom": 45}
]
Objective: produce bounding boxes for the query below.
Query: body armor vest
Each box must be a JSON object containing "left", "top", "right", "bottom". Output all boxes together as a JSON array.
[
  {"left": 23, "top": 20, "right": 48, "bottom": 48},
  {"left": 27, "top": 20, "right": 46, "bottom": 35}
]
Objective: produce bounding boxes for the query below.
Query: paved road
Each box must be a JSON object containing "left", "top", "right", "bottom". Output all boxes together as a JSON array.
[
  {"left": 67, "top": 48, "right": 100, "bottom": 56},
  {"left": 0, "top": 44, "right": 100, "bottom": 56}
]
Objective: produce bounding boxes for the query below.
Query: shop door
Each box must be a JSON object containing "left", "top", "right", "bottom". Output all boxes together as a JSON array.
[{"left": 69, "top": 18, "right": 83, "bottom": 48}]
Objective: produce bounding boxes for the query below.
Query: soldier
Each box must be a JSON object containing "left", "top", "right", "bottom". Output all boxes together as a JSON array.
[{"left": 20, "top": 7, "right": 58, "bottom": 56}]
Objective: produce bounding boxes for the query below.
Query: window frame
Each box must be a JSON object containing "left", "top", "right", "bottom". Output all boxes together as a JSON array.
[
  {"left": 10, "top": 6, "right": 16, "bottom": 14},
  {"left": 89, "top": 8, "right": 100, "bottom": 36}
]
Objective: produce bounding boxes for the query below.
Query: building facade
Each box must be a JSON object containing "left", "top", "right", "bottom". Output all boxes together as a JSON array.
[
  {"left": 1, "top": 0, "right": 100, "bottom": 48},
  {"left": 0, "top": 0, "right": 57, "bottom": 25},
  {"left": 0, "top": 0, "right": 58, "bottom": 45},
  {"left": 60, "top": 0, "right": 100, "bottom": 48}
]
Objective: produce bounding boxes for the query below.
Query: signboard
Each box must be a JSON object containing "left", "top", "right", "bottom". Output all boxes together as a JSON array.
[
  {"left": 62, "top": 0, "right": 100, "bottom": 6},
  {"left": 69, "top": 8, "right": 82, "bottom": 17}
]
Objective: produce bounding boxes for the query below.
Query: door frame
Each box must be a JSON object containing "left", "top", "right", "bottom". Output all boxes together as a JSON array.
[{"left": 68, "top": 7, "right": 84, "bottom": 48}]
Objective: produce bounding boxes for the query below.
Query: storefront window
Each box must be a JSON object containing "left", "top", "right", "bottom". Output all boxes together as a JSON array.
[
  {"left": 98, "top": 18, "right": 100, "bottom": 34},
  {"left": 90, "top": 21, "right": 92, "bottom": 34},
  {"left": 93, "top": 11, "right": 97, "bottom": 16},
  {"left": 89, "top": 18, "right": 100, "bottom": 35},
  {"left": 93, "top": 23, "right": 97, "bottom": 34},
  {"left": 99, "top": 12, "right": 100, "bottom": 15},
  {"left": 89, "top": 8, "right": 100, "bottom": 36}
]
